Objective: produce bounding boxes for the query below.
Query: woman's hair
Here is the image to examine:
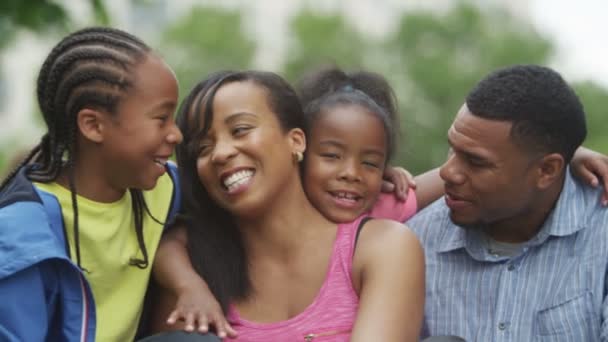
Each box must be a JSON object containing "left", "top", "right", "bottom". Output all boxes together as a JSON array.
[
  {"left": 0, "top": 27, "right": 157, "bottom": 271},
  {"left": 175, "top": 70, "right": 305, "bottom": 311},
  {"left": 297, "top": 66, "right": 399, "bottom": 164}
]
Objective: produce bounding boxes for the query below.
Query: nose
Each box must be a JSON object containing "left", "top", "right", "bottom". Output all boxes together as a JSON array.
[
  {"left": 338, "top": 159, "right": 362, "bottom": 183},
  {"left": 167, "top": 121, "right": 183, "bottom": 145},
  {"left": 439, "top": 150, "right": 466, "bottom": 185},
  {"left": 210, "top": 138, "right": 237, "bottom": 165}
]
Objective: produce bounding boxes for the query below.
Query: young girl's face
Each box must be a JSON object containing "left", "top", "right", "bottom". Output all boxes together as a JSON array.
[
  {"left": 303, "top": 104, "right": 387, "bottom": 223},
  {"left": 100, "top": 55, "right": 182, "bottom": 191}
]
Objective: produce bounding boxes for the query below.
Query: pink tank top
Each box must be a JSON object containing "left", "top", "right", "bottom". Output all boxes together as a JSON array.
[{"left": 226, "top": 216, "right": 369, "bottom": 341}]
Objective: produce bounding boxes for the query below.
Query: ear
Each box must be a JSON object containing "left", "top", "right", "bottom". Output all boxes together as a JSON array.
[
  {"left": 77, "top": 108, "right": 105, "bottom": 143},
  {"left": 287, "top": 127, "right": 306, "bottom": 155},
  {"left": 536, "top": 153, "right": 565, "bottom": 189}
]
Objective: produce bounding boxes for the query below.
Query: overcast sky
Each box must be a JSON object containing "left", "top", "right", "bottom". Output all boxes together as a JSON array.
[{"left": 529, "top": 0, "right": 608, "bottom": 87}]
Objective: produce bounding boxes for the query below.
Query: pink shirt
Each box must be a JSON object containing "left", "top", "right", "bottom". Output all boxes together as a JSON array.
[
  {"left": 227, "top": 216, "right": 365, "bottom": 341},
  {"left": 369, "top": 189, "right": 417, "bottom": 222},
  {"left": 226, "top": 191, "right": 417, "bottom": 341}
]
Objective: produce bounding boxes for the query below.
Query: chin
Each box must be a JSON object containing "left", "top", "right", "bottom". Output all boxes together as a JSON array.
[
  {"left": 448, "top": 212, "right": 480, "bottom": 230},
  {"left": 325, "top": 211, "right": 359, "bottom": 224},
  {"left": 139, "top": 178, "right": 159, "bottom": 191}
]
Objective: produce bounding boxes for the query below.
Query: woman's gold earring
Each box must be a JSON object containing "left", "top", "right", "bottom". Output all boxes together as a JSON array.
[{"left": 292, "top": 151, "right": 304, "bottom": 164}]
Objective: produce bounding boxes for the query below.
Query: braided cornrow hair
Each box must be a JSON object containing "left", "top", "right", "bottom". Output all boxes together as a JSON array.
[{"left": 0, "top": 27, "right": 160, "bottom": 270}]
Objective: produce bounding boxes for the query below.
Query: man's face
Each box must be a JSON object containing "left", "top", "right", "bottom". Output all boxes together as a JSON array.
[{"left": 439, "top": 104, "right": 541, "bottom": 234}]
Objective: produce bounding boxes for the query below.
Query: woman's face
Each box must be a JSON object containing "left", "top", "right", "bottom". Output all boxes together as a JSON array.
[{"left": 195, "top": 81, "right": 303, "bottom": 217}]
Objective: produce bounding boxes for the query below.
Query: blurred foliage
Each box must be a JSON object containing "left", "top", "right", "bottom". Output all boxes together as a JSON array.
[
  {"left": 0, "top": 0, "right": 108, "bottom": 172},
  {"left": 0, "top": 0, "right": 109, "bottom": 49},
  {"left": 0, "top": 0, "right": 68, "bottom": 49},
  {"left": 159, "top": 7, "right": 255, "bottom": 102},
  {"left": 1, "top": 1, "right": 607, "bottom": 175},
  {"left": 388, "top": 3, "right": 554, "bottom": 172},
  {"left": 573, "top": 81, "right": 608, "bottom": 152},
  {"left": 283, "top": 10, "right": 370, "bottom": 82},
  {"left": 282, "top": 3, "right": 607, "bottom": 174}
]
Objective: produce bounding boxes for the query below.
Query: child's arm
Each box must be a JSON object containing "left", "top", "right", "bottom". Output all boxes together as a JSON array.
[
  {"left": 151, "top": 226, "right": 237, "bottom": 338},
  {"left": 570, "top": 146, "right": 608, "bottom": 205},
  {"left": 381, "top": 166, "right": 442, "bottom": 212}
]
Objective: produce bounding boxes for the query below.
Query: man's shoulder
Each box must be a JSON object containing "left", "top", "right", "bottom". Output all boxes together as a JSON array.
[
  {"left": 566, "top": 176, "right": 608, "bottom": 225},
  {"left": 407, "top": 198, "right": 450, "bottom": 226},
  {"left": 406, "top": 198, "right": 455, "bottom": 243}
]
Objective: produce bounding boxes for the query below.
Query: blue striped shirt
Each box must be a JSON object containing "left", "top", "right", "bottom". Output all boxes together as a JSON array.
[{"left": 407, "top": 172, "right": 608, "bottom": 342}]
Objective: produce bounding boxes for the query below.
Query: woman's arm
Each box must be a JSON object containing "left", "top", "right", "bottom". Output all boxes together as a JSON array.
[
  {"left": 151, "top": 225, "right": 236, "bottom": 338},
  {"left": 351, "top": 219, "right": 425, "bottom": 341}
]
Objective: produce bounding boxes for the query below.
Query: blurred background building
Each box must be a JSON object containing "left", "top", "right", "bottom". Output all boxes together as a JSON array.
[{"left": 1, "top": 0, "right": 607, "bottom": 175}]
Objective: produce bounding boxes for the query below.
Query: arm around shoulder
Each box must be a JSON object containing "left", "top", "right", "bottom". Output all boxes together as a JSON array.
[{"left": 351, "top": 219, "right": 425, "bottom": 342}]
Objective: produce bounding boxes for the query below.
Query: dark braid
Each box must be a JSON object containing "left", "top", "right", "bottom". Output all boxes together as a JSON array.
[{"left": 1, "top": 27, "right": 159, "bottom": 271}]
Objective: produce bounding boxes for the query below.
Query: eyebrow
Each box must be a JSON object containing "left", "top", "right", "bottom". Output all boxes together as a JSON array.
[
  {"left": 447, "top": 137, "right": 489, "bottom": 161},
  {"left": 319, "top": 139, "right": 346, "bottom": 149},
  {"left": 319, "top": 139, "right": 385, "bottom": 157},
  {"left": 148, "top": 100, "right": 177, "bottom": 114},
  {"left": 224, "top": 112, "right": 257, "bottom": 124}
]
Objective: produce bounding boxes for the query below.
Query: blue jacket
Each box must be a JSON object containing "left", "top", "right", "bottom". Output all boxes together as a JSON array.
[{"left": 0, "top": 163, "right": 180, "bottom": 341}]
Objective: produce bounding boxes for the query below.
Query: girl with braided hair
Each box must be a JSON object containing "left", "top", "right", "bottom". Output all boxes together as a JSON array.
[{"left": 0, "top": 27, "right": 182, "bottom": 341}]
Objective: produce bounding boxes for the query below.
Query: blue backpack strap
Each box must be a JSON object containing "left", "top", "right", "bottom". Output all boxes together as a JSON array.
[
  {"left": 34, "top": 188, "right": 69, "bottom": 256},
  {"left": 165, "top": 161, "right": 181, "bottom": 229}
]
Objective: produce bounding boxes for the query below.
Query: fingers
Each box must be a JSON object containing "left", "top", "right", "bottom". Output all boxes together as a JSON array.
[
  {"left": 600, "top": 172, "right": 608, "bottom": 206},
  {"left": 209, "top": 314, "right": 238, "bottom": 338},
  {"left": 381, "top": 180, "right": 395, "bottom": 193},
  {"left": 197, "top": 315, "right": 209, "bottom": 334},
  {"left": 184, "top": 312, "right": 196, "bottom": 332},
  {"left": 577, "top": 166, "right": 599, "bottom": 188},
  {"left": 166, "top": 310, "right": 180, "bottom": 325},
  {"left": 403, "top": 169, "right": 417, "bottom": 190},
  {"left": 223, "top": 321, "right": 238, "bottom": 338}
]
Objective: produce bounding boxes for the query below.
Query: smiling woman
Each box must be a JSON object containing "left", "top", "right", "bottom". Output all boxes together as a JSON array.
[{"left": 150, "top": 70, "right": 425, "bottom": 341}]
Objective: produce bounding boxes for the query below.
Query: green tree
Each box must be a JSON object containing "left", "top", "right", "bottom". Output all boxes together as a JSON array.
[
  {"left": 0, "top": 0, "right": 108, "bottom": 174},
  {"left": 0, "top": 0, "right": 109, "bottom": 49},
  {"left": 573, "top": 81, "right": 608, "bottom": 152},
  {"left": 159, "top": 7, "right": 256, "bottom": 101},
  {"left": 283, "top": 10, "right": 371, "bottom": 83},
  {"left": 388, "top": 3, "right": 553, "bottom": 173}
]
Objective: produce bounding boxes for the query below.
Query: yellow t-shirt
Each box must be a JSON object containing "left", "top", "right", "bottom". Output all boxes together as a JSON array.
[{"left": 35, "top": 172, "right": 175, "bottom": 342}]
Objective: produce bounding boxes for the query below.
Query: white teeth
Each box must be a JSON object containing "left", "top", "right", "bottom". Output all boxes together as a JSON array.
[
  {"left": 223, "top": 170, "right": 254, "bottom": 191},
  {"left": 335, "top": 192, "right": 357, "bottom": 200},
  {"left": 154, "top": 158, "right": 168, "bottom": 166}
]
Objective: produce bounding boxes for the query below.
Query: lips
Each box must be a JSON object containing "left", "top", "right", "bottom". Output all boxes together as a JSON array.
[
  {"left": 220, "top": 168, "right": 255, "bottom": 193},
  {"left": 444, "top": 189, "right": 472, "bottom": 210}
]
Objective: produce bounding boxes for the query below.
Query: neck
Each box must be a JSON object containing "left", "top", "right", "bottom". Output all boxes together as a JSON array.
[
  {"left": 56, "top": 147, "right": 126, "bottom": 203},
  {"left": 486, "top": 175, "right": 565, "bottom": 243},
  {"left": 237, "top": 177, "right": 333, "bottom": 260}
]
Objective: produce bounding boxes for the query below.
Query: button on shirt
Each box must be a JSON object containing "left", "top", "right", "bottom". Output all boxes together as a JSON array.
[{"left": 407, "top": 172, "right": 608, "bottom": 342}]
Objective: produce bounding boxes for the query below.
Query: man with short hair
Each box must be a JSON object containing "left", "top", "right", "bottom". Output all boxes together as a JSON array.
[{"left": 408, "top": 65, "right": 608, "bottom": 341}]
